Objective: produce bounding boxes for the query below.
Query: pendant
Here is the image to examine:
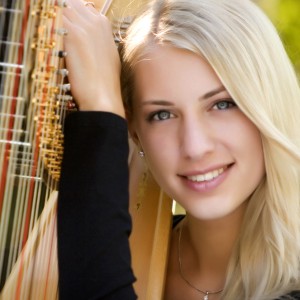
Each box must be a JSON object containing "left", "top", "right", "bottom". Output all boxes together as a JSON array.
[{"left": 204, "top": 293, "right": 209, "bottom": 300}]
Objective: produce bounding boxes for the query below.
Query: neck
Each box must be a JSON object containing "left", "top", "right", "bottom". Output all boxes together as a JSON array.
[{"left": 179, "top": 202, "right": 247, "bottom": 291}]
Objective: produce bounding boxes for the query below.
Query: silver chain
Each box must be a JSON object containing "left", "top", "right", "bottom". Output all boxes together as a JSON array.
[{"left": 178, "top": 225, "right": 223, "bottom": 300}]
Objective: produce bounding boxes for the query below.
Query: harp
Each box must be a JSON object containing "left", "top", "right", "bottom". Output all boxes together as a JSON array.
[{"left": 0, "top": 0, "right": 172, "bottom": 299}]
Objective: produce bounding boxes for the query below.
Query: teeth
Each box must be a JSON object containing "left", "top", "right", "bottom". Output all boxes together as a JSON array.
[
  {"left": 187, "top": 168, "right": 225, "bottom": 182},
  {"left": 204, "top": 172, "right": 213, "bottom": 181}
]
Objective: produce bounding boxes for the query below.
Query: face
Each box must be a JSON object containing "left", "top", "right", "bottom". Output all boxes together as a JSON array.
[{"left": 130, "top": 44, "right": 265, "bottom": 220}]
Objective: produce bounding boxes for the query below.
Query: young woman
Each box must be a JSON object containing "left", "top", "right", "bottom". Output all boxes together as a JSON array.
[{"left": 58, "top": 0, "right": 300, "bottom": 299}]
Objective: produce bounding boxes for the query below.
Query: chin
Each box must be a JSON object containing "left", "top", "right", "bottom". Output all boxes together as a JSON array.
[{"left": 184, "top": 200, "right": 248, "bottom": 222}]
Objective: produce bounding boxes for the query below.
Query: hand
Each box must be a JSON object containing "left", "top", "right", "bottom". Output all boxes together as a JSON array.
[{"left": 63, "top": 0, "right": 125, "bottom": 117}]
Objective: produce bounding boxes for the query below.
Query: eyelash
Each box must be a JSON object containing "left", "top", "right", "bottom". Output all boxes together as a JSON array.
[
  {"left": 212, "top": 99, "right": 236, "bottom": 110},
  {"left": 147, "top": 110, "right": 174, "bottom": 122}
]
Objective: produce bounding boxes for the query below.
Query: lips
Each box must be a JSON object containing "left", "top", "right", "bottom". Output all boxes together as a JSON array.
[
  {"left": 181, "top": 164, "right": 232, "bottom": 183},
  {"left": 178, "top": 164, "right": 233, "bottom": 193}
]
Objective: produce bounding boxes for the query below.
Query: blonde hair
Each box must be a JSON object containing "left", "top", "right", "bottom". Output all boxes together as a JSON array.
[{"left": 120, "top": 0, "right": 300, "bottom": 298}]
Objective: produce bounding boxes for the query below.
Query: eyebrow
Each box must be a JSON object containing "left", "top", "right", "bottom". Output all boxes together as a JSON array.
[
  {"left": 141, "top": 100, "right": 174, "bottom": 106},
  {"left": 141, "top": 86, "right": 226, "bottom": 106},
  {"left": 202, "top": 86, "right": 226, "bottom": 99}
]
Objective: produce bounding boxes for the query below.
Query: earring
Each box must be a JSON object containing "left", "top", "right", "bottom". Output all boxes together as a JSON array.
[{"left": 138, "top": 150, "right": 145, "bottom": 157}]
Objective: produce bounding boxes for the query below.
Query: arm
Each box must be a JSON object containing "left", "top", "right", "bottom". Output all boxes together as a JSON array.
[
  {"left": 57, "top": 111, "right": 136, "bottom": 299},
  {"left": 57, "top": 1, "right": 136, "bottom": 298}
]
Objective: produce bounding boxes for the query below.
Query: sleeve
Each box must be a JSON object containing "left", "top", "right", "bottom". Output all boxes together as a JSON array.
[{"left": 57, "top": 111, "right": 137, "bottom": 300}]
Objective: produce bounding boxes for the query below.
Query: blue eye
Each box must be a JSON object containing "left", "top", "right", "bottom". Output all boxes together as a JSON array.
[
  {"left": 212, "top": 100, "right": 236, "bottom": 110},
  {"left": 149, "top": 110, "right": 172, "bottom": 121}
]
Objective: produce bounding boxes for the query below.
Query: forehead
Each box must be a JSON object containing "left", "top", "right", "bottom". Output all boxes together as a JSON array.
[{"left": 132, "top": 44, "right": 224, "bottom": 101}]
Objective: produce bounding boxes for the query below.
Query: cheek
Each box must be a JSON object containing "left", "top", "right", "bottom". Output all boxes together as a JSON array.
[
  {"left": 240, "top": 118, "right": 263, "bottom": 152},
  {"left": 140, "top": 131, "right": 173, "bottom": 162},
  {"left": 136, "top": 127, "right": 177, "bottom": 175},
  {"left": 233, "top": 116, "right": 265, "bottom": 173}
]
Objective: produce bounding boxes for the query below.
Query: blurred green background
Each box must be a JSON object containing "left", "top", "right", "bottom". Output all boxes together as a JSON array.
[{"left": 258, "top": 0, "right": 300, "bottom": 75}]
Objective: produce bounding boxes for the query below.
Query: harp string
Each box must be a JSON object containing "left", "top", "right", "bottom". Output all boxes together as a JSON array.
[
  {"left": 0, "top": 0, "right": 66, "bottom": 297},
  {"left": 13, "top": 1, "right": 66, "bottom": 298},
  {"left": 0, "top": 0, "right": 30, "bottom": 288}
]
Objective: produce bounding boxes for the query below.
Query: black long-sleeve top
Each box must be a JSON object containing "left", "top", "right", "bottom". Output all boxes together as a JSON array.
[{"left": 57, "top": 111, "right": 137, "bottom": 300}]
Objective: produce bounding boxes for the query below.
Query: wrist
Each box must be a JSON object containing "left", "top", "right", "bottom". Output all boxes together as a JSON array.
[{"left": 78, "top": 97, "right": 125, "bottom": 119}]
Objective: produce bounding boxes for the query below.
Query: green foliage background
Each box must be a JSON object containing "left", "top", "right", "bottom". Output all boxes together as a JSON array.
[{"left": 258, "top": 0, "right": 300, "bottom": 74}]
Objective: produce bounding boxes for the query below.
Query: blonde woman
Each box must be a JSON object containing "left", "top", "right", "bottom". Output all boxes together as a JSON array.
[{"left": 58, "top": 0, "right": 300, "bottom": 299}]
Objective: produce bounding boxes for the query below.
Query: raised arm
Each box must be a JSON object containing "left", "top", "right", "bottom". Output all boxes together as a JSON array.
[{"left": 57, "top": 1, "right": 136, "bottom": 299}]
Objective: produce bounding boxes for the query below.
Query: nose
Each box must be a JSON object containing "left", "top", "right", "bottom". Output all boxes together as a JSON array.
[{"left": 180, "top": 116, "right": 216, "bottom": 160}]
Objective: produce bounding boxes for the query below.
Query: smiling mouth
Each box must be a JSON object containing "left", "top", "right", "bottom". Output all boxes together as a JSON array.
[{"left": 185, "top": 165, "right": 231, "bottom": 183}]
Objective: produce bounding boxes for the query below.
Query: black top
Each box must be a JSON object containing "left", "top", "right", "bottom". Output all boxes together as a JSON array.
[
  {"left": 57, "top": 112, "right": 136, "bottom": 299},
  {"left": 57, "top": 111, "right": 300, "bottom": 300}
]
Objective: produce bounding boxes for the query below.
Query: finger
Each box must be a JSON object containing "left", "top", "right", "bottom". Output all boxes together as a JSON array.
[
  {"left": 63, "top": 0, "right": 85, "bottom": 24},
  {"left": 82, "top": 1, "right": 105, "bottom": 17},
  {"left": 70, "top": 0, "right": 100, "bottom": 17},
  {"left": 63, "top": 0, "right": 102, "bottom": 35},
  {"left": 62, "top": 14, "right": 80, "bottom": 38},
  {"left": 63, "top": 0, "right": 92, "bottom": 25},
  {"left": 83, "top": 1, "right": 96, "bottom": 9}
]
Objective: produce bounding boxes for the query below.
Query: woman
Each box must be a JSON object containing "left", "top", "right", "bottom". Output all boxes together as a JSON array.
[{"left": 58, "top": 0, "right": 300, "bottom": 299}]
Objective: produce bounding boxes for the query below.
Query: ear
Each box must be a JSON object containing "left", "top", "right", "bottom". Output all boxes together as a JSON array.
[{"left": 127, "top": 117, "right": 140, "bottom": 146}]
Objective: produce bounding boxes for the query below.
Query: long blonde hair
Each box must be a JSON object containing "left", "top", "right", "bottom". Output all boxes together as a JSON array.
[{"left": 120, "top": 0, "right": 300, "bottom": 298}]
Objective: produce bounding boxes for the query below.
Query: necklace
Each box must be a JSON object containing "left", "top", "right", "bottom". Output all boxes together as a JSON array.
[{"left": 178, "top": 225, "right": 223, "bottom": 300}]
